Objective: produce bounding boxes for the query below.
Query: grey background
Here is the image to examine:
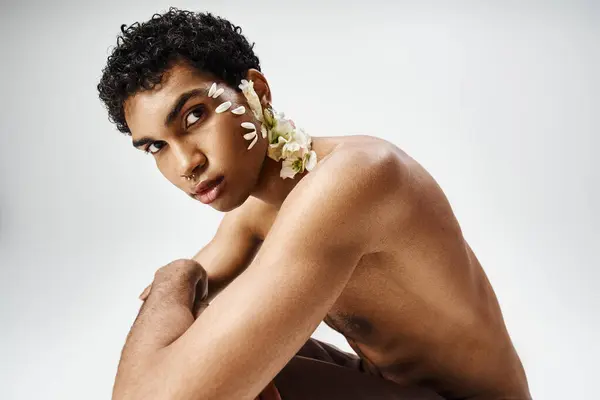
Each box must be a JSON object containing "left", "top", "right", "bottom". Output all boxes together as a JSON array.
[{"left": 1, "top": 1, "right": 598, "bottom": 399}]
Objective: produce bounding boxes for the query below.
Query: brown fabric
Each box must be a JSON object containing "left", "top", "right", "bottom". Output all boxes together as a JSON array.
[{"left": 255, "top": 338, "right": 444, "bottom": 400}]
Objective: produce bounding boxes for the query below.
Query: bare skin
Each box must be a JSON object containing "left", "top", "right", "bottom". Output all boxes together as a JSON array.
[
  {"left": 115, "top": 61, "right": 531, "bottom": 400},
  {"left": 130, "top": 260, "right": 444, "bottom": 400}
]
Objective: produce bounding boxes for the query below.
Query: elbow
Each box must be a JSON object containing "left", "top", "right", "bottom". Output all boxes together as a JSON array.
[
  {"left": 118, "top": 374, "right": 226, "bottom": 400},
  {"left": 113, "top": 364, "right": 212, "bottom": 400},
  {"left": 113, "top": 382, "right": 212, "bottom": 400}
]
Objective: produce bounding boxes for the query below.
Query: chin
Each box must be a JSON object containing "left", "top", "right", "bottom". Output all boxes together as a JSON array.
[{"left": 211, "top": 191, "right": 249, "bottom": 212}]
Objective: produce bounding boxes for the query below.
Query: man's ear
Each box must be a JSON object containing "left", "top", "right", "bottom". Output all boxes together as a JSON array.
[{"left": 245, "top": 69, "right": 272, "bottom": 106}]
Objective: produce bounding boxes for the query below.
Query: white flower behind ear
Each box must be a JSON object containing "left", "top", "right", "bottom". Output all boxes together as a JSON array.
[
  {"left": 237, "top": 79, "right": 318, "bottom": 179},
  {"left": 238, "top": 79, "right": 264, "bottom": 122}
]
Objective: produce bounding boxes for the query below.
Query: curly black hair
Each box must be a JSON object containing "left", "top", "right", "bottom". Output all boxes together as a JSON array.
[{"left": 97, "top": 8, "right": 261, "bottom": 134}]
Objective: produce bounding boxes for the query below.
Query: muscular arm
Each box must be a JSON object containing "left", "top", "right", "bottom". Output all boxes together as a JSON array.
[
  {"left": 115, "top": 148, "right": 406, "bottom": 400},
  {"left": 114, "top": 202, "right": 263, "bottom": 397},
  {"left": 191, "top": 203, "right": 262, "bottom": 302}
]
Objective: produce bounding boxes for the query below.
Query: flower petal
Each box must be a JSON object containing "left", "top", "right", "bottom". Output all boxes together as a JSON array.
[
  {"left": 241, "top": 122, "right": 256, "bottom": 130},
  {"left": 208, "top": 83, "right": 217, "bottom": 97},
  {"left": 280, "top": 160, "right": 297, "bottom": 179},
  {"left": 216, "top": 101, "right": 232, "bottom": 113},
  {"left": 305, "top": 151, "right": 318, "bottom": 171},
  {"left": 243, "top": 131, "right": 257, "bottom": 140},
  {"left": 247, "top": 134, "right": 259, "bottom": 150},
  {"left": 212, "top": 88, "right": 224, "bottom": 98},
  {"left": 231, "top": 106, "right": 246, "bottom": 115},
  {"left": 238, "top": 79, "right": 250, "bottom": 90},
  {"left": 261, "top": 125, "right": 268, "bottom": 139}
]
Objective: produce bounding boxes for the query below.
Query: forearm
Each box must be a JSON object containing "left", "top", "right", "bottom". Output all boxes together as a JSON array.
[
  {"left": 160, "top": 243, "right": 362, "bottom": 400},
  {"left": 113, "top": 303, "right": 194, "bottom": 399},
  {"left": 113, "top": 262, "right": 206, "bottom": 399},
  {"left": 131, "top": 293, "right": 195, "bottom": 350}
]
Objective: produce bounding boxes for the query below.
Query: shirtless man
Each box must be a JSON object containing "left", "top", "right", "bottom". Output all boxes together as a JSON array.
[{"left": 98, "top": 8, "right": 531, "bottom": 400}]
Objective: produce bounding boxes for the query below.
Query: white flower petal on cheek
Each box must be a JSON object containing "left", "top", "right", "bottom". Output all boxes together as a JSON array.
[
  {"left": 261, "top": 125, "right": 267, "bottom": 139},
  {"left": 231, "top": 106, "right": 246, "bottom": 115},
  {"left": 243, "top": 131, "right": 257, "bottom": 140},
  {"left": 247, "top": 133, "right": 259, "bottom": 150},
  {"left": 208, "top": 83, "right": 217, "bottom": 97},
  {"left": 212, "top": 88, "right": 225, "bottom": 98},
  {"left": 241, "top": 122, "right": 256, "bottom": 130},
  {"left": 216, "top": 101, "right": 232, "bottom": 113}
]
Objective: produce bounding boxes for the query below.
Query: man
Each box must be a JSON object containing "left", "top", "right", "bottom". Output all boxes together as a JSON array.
[{"left": 98, "top": 8, "right": 531, "bottom": 400}]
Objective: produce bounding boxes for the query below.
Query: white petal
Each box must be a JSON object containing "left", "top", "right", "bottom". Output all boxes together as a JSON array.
[
  {"left": 261, "top": 125, "right": 268, "bottom": 138},
  {"left": 241, "top": 122, "right": 255, "bottom": 130},
  {"left": 215, "top": 101, "right": 232, "bottom": 113},
  {"left": 238, "top": 79, "right": 249, "bottom": 90},
  {"left": 247, "top": 134, "right": 259, "bottom": 150},
  {"left": 231, "top": 106, "right": 246, "bottom": 115},
  {"left": 305, "top": 151, "right": 318, "bottom": 171},
  {"left": 243, "top": 131, "right": 257, "bottom": 140},
  {"left": 280, "top": 163, "right": 297, "bottom": 179},
  {"left": 212, "top": 88, "right": 225, "bottom": 98},
  {"left": 208, "top": 83, "right": 217, "bottom": 97}
]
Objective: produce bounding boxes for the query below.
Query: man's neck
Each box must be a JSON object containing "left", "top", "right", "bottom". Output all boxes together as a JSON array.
[
  {"left": 250, "top": 156, "right": 307, "bottom": 208},
  {"left": 250, "top": 136, "right": 334, "bottom": 208}
]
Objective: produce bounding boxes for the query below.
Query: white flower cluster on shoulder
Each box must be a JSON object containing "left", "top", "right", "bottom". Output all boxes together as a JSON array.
[{"left": 239, "top": 79, "right": 317, "bottom": 179}]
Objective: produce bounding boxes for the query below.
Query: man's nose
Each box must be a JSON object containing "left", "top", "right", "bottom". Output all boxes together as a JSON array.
[{"left": 172, "top": 141, "right": 207, "bottom": 178}]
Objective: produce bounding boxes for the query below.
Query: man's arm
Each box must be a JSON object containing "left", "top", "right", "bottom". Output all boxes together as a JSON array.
[
  {"left": 115, "top": 203, "right": 264, "bottom": 397},
  {"left": 138, "top": 200, "right": 265, "bottom": 304},
  {"left": 116, "top": 147, "right": 406, "bottom": 400},
  {"left": 191, "top": 203, "right": 263, "bottom": 302}
]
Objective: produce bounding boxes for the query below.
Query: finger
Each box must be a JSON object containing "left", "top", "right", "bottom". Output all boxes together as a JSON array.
[
  {"left": 193, "top": 299, "right": 209, "bottom": 319},
  {"left": 192, "top": 278, "right": 210, "bottom": 318},
  {"left": 196, "top": 274, "right": 209, "bottom": 301},
  {"left": 139, "top": 284, "right": 152, "bottom": 301}
]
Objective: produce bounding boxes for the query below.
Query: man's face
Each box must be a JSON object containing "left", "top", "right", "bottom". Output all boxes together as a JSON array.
[{"left": 124, "top": 62, "right": 267, "bottom": 212}]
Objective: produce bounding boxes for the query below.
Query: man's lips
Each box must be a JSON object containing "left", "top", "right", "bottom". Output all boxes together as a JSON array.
[{"left": 193, "top": 176, "right": 224, "bottom": 195}]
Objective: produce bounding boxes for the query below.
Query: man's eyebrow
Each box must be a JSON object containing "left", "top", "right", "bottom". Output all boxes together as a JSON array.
[
  {"left": 164, "top": 88, "right": 207, "bottom": 127},
  {"left": 131, "top": 87, "right": 208, "bottom": 149},
  {"left": 132, "top": 136, "right": 154, "bottom": 149}
]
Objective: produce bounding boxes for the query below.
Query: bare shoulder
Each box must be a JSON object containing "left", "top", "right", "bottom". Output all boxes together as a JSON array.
[
  {"left": 303, "top": 135, "right": 411, "bottom": 203},
  {"left": 325, "top": 135, "right": 453, "bottom": 208},
  {"left": 287, "top": 135, "right": 459, "bottom": 245},
  {"left": 272, "top": 136, "right": 416, "bottom": 251}
]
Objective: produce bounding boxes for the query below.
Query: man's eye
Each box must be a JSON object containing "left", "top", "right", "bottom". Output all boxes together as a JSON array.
[
  {"left": 185, "top": 106, "right": 205, "bottom": 128},
  {"left": 145, "top": 142, "right": 165, "bottom": 154}
]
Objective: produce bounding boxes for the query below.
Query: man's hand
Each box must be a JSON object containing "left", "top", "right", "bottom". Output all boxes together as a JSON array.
[
  {"left": 137, "top": 259, "right": 209, "bottom": 317},
  {"left": 113, "top": 259, "right": 209, "bottom": 399}
]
